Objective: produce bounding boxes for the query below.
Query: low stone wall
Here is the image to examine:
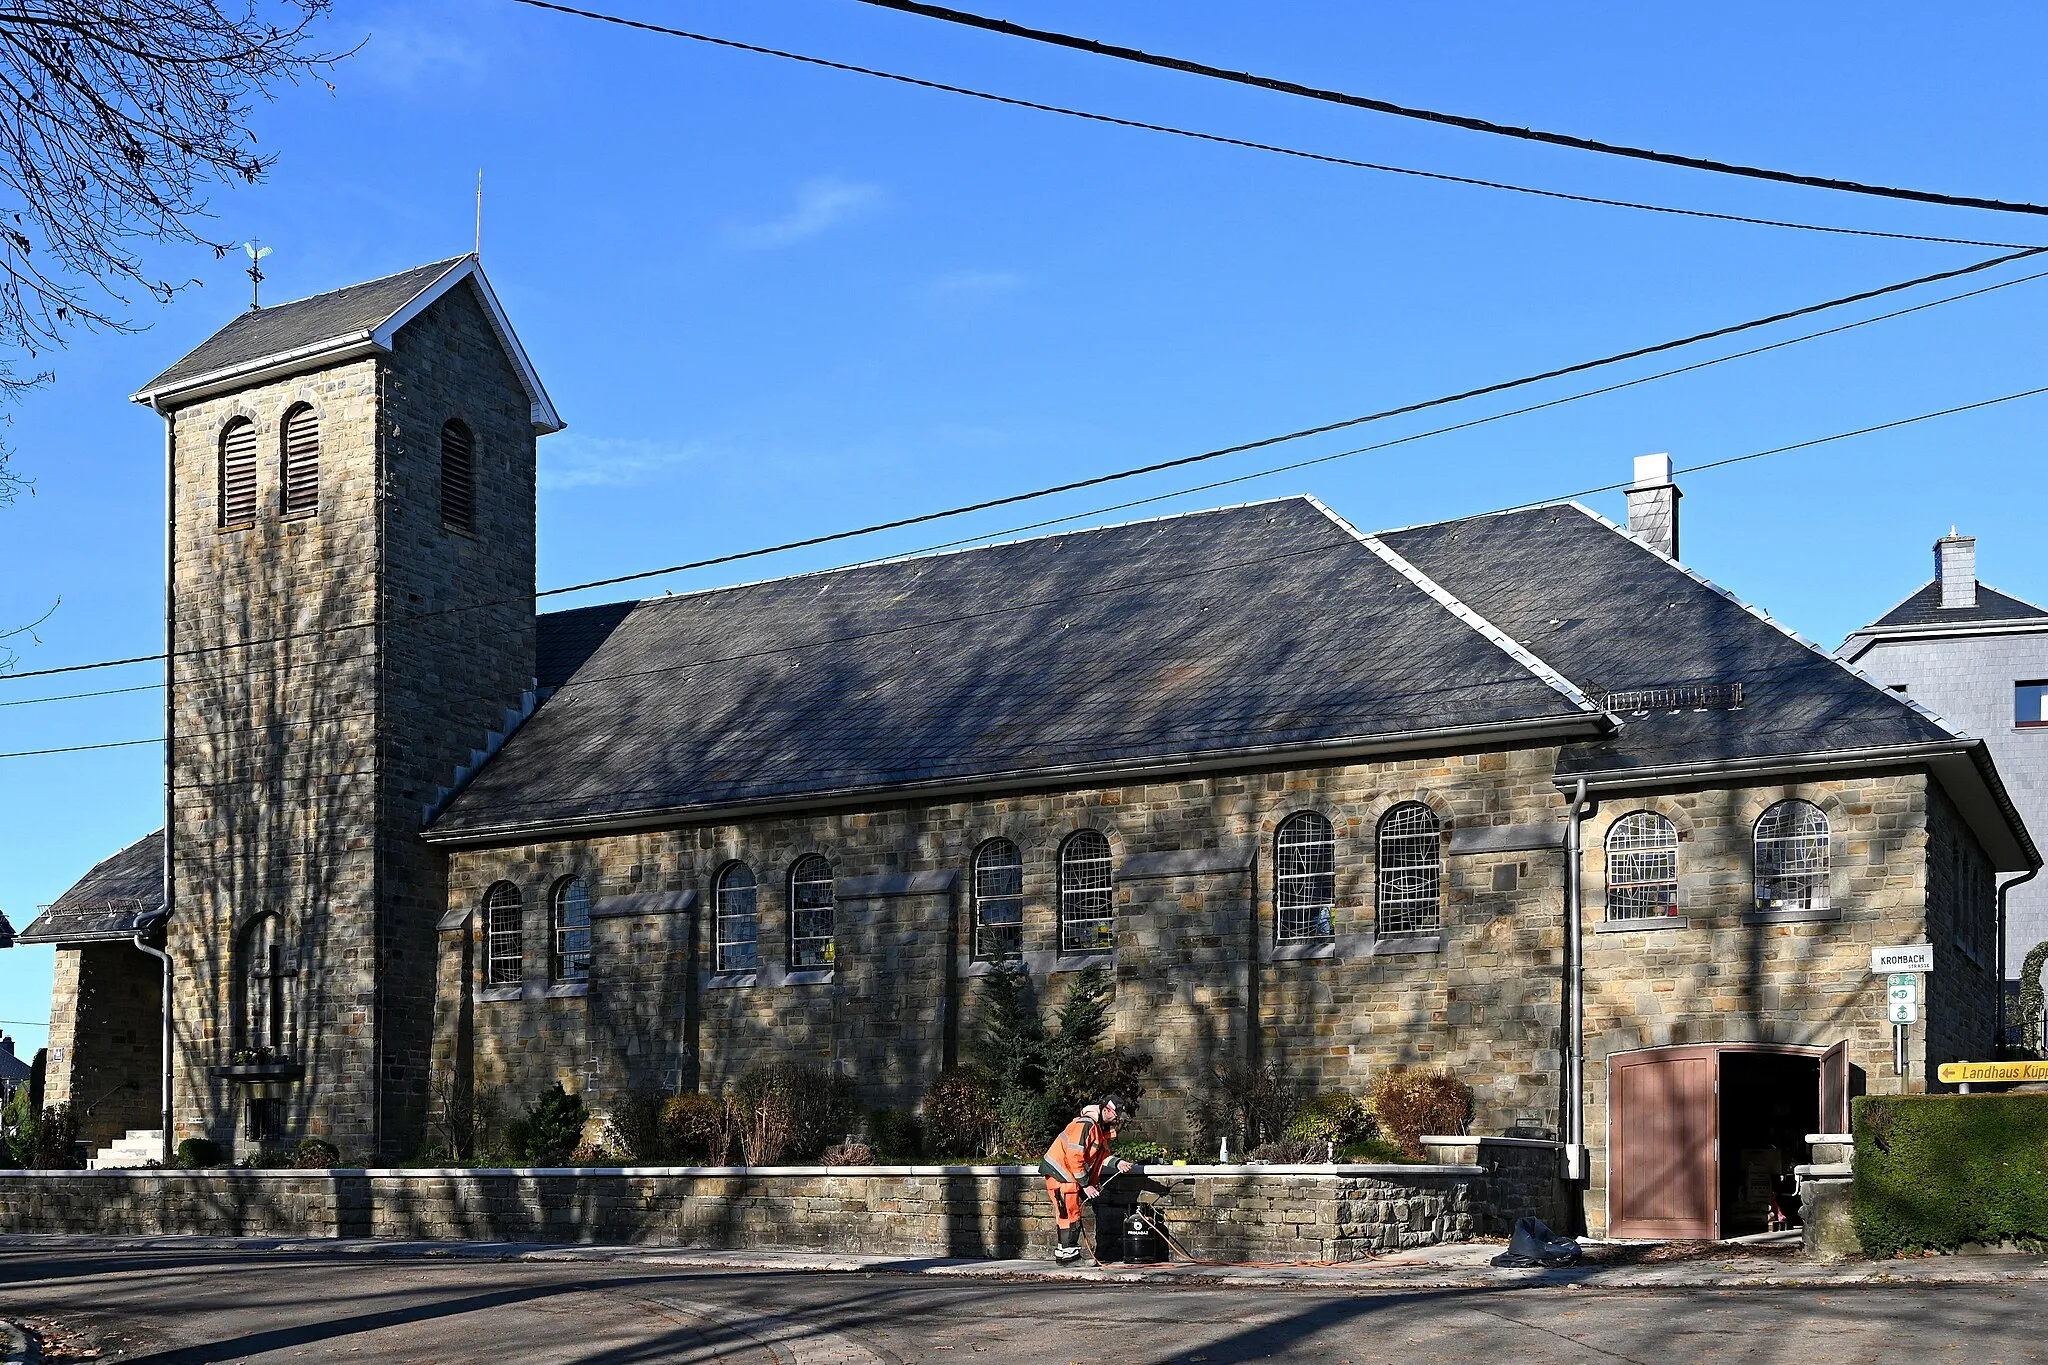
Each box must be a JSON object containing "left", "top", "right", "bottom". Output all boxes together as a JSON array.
[{"left": 0, "top": 1143, "right": 1569, "bottom": 1262}]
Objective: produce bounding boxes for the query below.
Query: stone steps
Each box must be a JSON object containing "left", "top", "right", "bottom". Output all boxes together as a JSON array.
[{"left": 87, "top": 1129, "right": 164, "bottom": 1169}]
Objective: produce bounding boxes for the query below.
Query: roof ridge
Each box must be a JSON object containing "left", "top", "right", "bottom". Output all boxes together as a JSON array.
[
  {"left": 541, "top": 495, "right": 1322, "bottom": 618},
  {"left": 261, "top": 254, "right": 471, "bottom": 314}
]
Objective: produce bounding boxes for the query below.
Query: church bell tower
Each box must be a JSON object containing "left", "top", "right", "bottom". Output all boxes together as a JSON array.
[{"left": 133, "top": 257, "right": 561, "bottom": 1160}]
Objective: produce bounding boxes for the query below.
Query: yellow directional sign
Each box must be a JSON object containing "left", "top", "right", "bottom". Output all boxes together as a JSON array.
[{"left": 1937, "top": 1060, "right": 2048, "bottom": 1084}]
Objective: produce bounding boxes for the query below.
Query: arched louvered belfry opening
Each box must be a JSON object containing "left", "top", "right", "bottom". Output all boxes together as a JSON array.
[
  {"left": 440, "top": 419, "right": 475, "bottom": 532},
  {"left": 280, "top": 404, "right": 319, "bottom": 517},
  {"left": 219, "top": 418, "right": 257, "bottom": 528}
]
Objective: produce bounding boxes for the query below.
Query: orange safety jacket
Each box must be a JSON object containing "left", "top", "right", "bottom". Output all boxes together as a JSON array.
[{"left": 1039, "top": 1106, "right": 1118, "bottom": 1188}]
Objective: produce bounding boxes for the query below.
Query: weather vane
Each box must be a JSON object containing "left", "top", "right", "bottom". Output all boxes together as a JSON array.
[{"left": 245, "top": 240, "right": 272, "bottom": 310}]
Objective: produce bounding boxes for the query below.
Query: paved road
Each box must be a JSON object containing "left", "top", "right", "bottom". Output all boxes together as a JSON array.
[{"left": 3, "top": 1245, "right": 2044, "bottom": 1364}]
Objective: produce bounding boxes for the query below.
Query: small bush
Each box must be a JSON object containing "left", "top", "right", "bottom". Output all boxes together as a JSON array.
[
  {"left": 22, "top": 1103, "right": 79, "bottom": 1169},
  {"left": 1853, "top": 1094, "right": 2048, "bottom": 1257},
  {"left": 290, "top": 1138, "right": 340, "bottom": 1169},
  {"left": 1369, "top": 1067, "right": 1471, "bottom": 1160},
  {"left": 1191, "top": 1062, "right": 1299, "bottom": 1155},
  {"left": 1246, "top": 1138, "right": 1326, "bottom": 1164},
  {"left": 610, "top": 1090, "right": 669, "bottom": 1163},
  {"left": 507, "top": 1084, "right": 587, "bottom": 1165},
  {"left": 1339, "top": 1136, "right": 1413, "bottom": 1164},
  {"left": 1110, "top": 1137, "right": 1167, "bottom": 1164},
  {"left": 865, "top": 1108, "right": 923, "bottom": 1162},
  {"left": 660, "top": 1093, "right": 731, "bottom": 1164},
  {"left": 731, "top": 1062, "right": 854, "bottom": 1165},
  {"left": 176, "top": 1137, "right": 224, "bottom": 1168},
  {"left": 1285, "top": 1092, "right": 1374, "bottom": 1147},
  {"left": 924, "top": 1065, "right": 1001, "bottom": 1158},
  {"left": 821, "top": 1142, "right": 875, "bottom": 1166}
]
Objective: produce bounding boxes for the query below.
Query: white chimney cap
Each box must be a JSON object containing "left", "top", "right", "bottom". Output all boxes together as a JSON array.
[{"left": 1632, "top": 452, "right": 1673, "bottom": 487}]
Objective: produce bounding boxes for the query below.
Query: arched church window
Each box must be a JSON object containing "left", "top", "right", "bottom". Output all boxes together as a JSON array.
[
  {"left": 219, "top": 418, "right": 257, "bottom": 528},
  {"left": 972, "top": 839, "right": 1024, "bottom": 962},
  {"left": 1755, "top": 800, "right": 1830, "bottom": 913},
  {"left": 551, "top": 876, "right": 591, "bottom": 982},
  {"left": 1058, "top": 830, "right": 1114, "bottom": 955},
  {"left": 236, "top": 913, "right": 296, "bottom": 1058},
  {"left": 789, "top": 855, "right": 835, "bottom": 970},
  {"left": 281, "top": 404, "right": 319, "bottom": 517},
  {"left": 1276, "top": 811, "right": 1336, "bottom": 943},
  {"left": 1376, "top": 802, "right": 1442, "bottom": 934},
  {"left": 484, "top": 882, "right": 523, "bottom": 987},
  {"left": 441, "top": 419, "right": 475, "bottom": 532},
  {"left": 715, "top": 863, "right": 759, "bottom": 974}
]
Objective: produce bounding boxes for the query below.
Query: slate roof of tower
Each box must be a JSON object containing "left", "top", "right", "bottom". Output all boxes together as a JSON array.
[
  {"left": 140, "top": 258, "right": 469, "bottom": 394},
  {"left": 18, "top": 830, "right": 165, "bottom": 944},
  {"left": 0, "top": 907, "right": 12, "bottom": 950},
  {"left": 1379, "top": 504, "right": 1958, "bottom": 779},
  {"left": 1861, "top": 581, "right": 2048, "bottom": 630},
  {"left": 428, "top": 498, "right": 1600, "bottom": 839}
]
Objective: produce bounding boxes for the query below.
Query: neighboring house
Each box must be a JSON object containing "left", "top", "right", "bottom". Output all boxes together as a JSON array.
[
  {"left": 0, "top": 907, "right": 13, "bottom": 950},
  {"left": 25, "top": 260, "right": 2040, "bottom": 1241},
  {"left": 1841, "top": 533, "right": 2048, "bottom": 1045},
  {"left": 0, "top": 1033, "right": 30, "bottom": 1102}
]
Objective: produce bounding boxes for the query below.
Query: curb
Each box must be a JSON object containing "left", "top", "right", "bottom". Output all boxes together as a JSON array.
[{"left": 1, "top": 1320, "right": 38, "bottom": 1365}]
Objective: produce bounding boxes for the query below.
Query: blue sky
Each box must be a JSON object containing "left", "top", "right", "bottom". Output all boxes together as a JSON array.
[{"left": 2, "top": 0, "right": 2046, "bottom": 1040}]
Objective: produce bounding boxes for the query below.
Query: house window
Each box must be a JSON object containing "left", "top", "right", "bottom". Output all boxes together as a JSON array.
[
  {"left": 789, "top": 855, "right": 835, "bottom": 970},
  {"left": 1754, "top": 799, "right": 1830, "bottom": 913},
  {"left": 1059, "top": 830, "right": 1115, "bottom": 955},
  {"left": 1276, "top": 812, "right": 1336, "bottom": 942},
  {"left": 551, "top": 876, "right": 591, "bottom": 982},
  {"left": 484, "top": 882, "right": 523, "bottom": 987},
  {"left": 1605, "top": 811, "right": 1680, "bottom": 919},
  {"left": 280, "top": 404, "right": 319, "bottom": 517},
  {"left": 716, "top": 863, "right": 760, "bottom": 973},
  {"left": 441, "top": 419, "right": 475, "bottom": 532},
  {"left": 219, "top": 418, "right": 258, "bottom": 528},
  {"left": 236, "top": 913, "right": 295, "bottom": 1055},
  {"left": 2018, "top": 681, "right": 2048, "bottom": 728},
  {"left": 973, "top": 839, "right": 1024, "bottom": 961},
  {"left": 1376, "top": 802, "right": 1442, "bottom": 934}
]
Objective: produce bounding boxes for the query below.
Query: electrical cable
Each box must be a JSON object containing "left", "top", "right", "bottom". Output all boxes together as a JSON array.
[
  {"left": 842, "top": 0, "right": 2048, "bottom": 220},
  {"left": 506, "top": 0, "right": 2037, "bottom": 250},
  {"left": 1, "top": 244, "right": 2036, "bottom": 690},
  {"left": 10, "top": 377, "right": 2046, "bottom": 762}
]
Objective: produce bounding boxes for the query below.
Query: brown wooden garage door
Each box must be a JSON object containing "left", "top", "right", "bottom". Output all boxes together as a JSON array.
[{"left": 1610, "top": 1046, "right": 1718, "bottom": 1240}]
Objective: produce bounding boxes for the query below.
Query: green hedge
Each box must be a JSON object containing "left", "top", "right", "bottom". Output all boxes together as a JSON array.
[{"left": 1852, "top": 1094, "right": 2048, "bottom": 1257}]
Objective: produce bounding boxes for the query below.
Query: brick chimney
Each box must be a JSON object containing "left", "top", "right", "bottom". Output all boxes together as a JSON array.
[
  {"left": 1936, "top": 529, "right": 1977, "bottom": 609},
  {"left": 1626, "top": 453, "right": 1680, "bottom": 560}
]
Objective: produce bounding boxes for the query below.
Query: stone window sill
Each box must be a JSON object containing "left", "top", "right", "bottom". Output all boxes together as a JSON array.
[
  {"left": 960, "top": 958, "right": 1024, "bottom": 979},
  {"left": 1596, "top": 916, "right": 1693, "bottom": 934},
  {"left": 477, "top": 986, "right": 522, "bottom": 1004},
  {"left": 545, "top": 981, "right": 589, "bottom": 999},
  {"left": 704, "top": 972, "right": 757, "bottom": 991},
  {"left": 781, "top": 969, "right": 834, "bottom": 987},
  {"left": 1051, "top": 952, "right": 1114, "bottom": 975},
  {"left": 1743, "top": 907, "right": 1841, "bottom": 926},
  {"left": 1270, "top": 938, "right": 1335, "bottom": 961},
  {"left": 1371, "top": 932, "right": 1443, "bottom": 956}
]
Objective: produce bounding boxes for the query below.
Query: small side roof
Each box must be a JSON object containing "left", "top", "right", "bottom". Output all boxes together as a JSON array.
[
  {"left": 1861, "top": 580, "right": 2048, "bottom": 631},
  {"left": 132, "top": 256, "right": 562, "bottom": 433},
  {"left": 0, "top": 907, "right": 12, "bottom": 950},
  {"left": 18, "top": 830, "right": 166, "bottom": 945}
]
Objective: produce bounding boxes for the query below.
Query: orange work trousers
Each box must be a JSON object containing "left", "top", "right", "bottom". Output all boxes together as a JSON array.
[{"left": 1045, "top": 1176, "right": 1085, "bottom": 1230}]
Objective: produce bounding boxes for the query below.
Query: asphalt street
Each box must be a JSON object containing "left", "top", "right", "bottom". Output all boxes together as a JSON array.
[{"left": 3, "top": 1244, "right": 2043, "bottom": 1364}]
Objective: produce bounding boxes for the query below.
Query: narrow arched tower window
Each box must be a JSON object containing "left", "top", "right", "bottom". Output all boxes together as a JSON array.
[
  {"left": 1606, "top": 812, "right": 1680, "bottom": 920},
  {"left": 1059, "top": 830, "right": 1115, "bottom": 955},
  {"left": 1755, "top": 800, "right": 1830, "bottom": 913},
  {"left": 789, "top": 855, "right": 835, "bottom": 969},
  {"left": 716, "top": 863, "right": 759, "bottom": 973},
  {"left": 440, "top": 419, "right": 475, "bottom": 532},
  {"left": 1376, "top": 802, "right": 1442, "bottom": 934},
  {"left": 973, "top": 839, "right": 1024, "bottom": 962},
  {"left": 551, "top": 876, "right": 591, "bottom": 982},
  {"left": 280, "top": 404, "right": 319, "bottom": 517},
  {"left": 1276, "top": 811, "right": 1336, "bottom": 942},
  {"left": 484, "top": 882, "right": 523, "bottom": 987},
  {"left": 219, "top": 418, "right": 257, "bottom": 528}
]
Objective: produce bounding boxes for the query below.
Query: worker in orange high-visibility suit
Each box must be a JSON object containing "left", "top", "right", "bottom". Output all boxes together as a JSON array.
[{"left": 1039, "top": 1095, "right": 1135, "bottom": 1264}]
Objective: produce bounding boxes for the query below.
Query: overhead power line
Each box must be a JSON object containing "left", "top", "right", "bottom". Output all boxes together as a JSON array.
[
  {"left": 9, "top": 376, "right": 2048, "bottom": 762},
  {"left": 0, "top": 244, "right": 2038, "bottom": 690},
  {"left": 843, "top": 0, "right": 2048, "bottom": 220},
  {"left": 507, "top": 0, "right": 2035, "bottom": 250}
]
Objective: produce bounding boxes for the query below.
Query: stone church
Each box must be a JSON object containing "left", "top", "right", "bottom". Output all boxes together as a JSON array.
[{"left": 21, "top": 258, "right": 2039, "bottom": 1238}]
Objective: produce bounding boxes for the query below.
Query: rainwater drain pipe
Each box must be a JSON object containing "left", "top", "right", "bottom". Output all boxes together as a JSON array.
[
  {"left": 130, "top": 933, "right": 172, "bottom": 1166},
  {"left": 1564, "top": 778, "right": 1595, "bottom": 1184},
  {"left": 1997, "top": 867, "right": 2040, "bottom": 1055}
]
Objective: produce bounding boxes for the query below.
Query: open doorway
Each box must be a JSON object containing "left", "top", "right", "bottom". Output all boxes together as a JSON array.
[{"left": 1717, "top": 1051, "right": 1819, "bottom": 1235}]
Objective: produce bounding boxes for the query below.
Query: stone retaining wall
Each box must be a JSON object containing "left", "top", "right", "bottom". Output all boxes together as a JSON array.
[{"left": 0, "top": 1143, "right": 1568, "bottom": 1262}]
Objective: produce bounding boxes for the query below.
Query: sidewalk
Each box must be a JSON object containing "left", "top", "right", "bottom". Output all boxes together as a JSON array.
[{"left": 6, "top": 1232, "right": 2045, "bottom": 1290}]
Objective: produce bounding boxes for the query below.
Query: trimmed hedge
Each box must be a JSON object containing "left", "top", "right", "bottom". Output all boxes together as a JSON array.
[{"left": 1852, "top": 1094, "right": 2048, "bottom": 1257}]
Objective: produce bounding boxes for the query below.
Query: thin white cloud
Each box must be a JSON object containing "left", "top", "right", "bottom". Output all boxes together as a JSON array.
[
  {"left": 352, "top": 19, "right": 487, "bottom": 89},
  {"left": 541, "top": 435, "right": 705, "bottom": 490},
  {"left": 728, "top": 177, "right": 883, "bottom": 249}
]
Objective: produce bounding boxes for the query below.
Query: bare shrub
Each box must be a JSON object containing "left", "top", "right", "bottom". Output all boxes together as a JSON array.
[{"left": 1369, "top": 1067, "right": 1472, "bottom": 1159}]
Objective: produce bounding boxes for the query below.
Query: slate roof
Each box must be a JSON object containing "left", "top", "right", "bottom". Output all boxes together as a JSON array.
[
  {"left": 1380, "top": 504, "right": 1960, "bottom": 779},
  {"left": 0, "top": 907, "right": 12, "bottom": 950},
  {"left": 140, "top": 258, "right": 467, "bottom": 394},
  {"left": 0, "top": 1038, "right": 30, "bottom": 1087},
  {"left": 429, "top": 499, "right": 1600, "bottom": 840},
  {"left": 1863, "top": 581, "right": 2048, "bottom": 630},
  {"left": 19, "top": 830, "right": 165, "bottom": 944}
]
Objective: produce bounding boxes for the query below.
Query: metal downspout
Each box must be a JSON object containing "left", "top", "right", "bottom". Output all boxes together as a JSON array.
[
  {"left": 1997, "top": 867, "right": 2041, "bottom": 1056},
  {"left": 156, "top": 397, "right": 176, "bottom": 1167},
  {"left": 129, "top": 933, "right": 171, "bottom": 1159},
  {"left": 1565, "top": 778, "right": 1591, "bottom": 1182}
]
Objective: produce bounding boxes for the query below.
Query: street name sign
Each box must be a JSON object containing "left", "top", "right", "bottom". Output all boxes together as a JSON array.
[
  {"left": 1871, "top": 943, "right": 1935, "bottom": 973},
  {"left": 1938, "top": 1061, "right": 2048, "bottom": 1084},
  {"left": 1886, "top": 973, "right": 1919, "bottom": 1025}
]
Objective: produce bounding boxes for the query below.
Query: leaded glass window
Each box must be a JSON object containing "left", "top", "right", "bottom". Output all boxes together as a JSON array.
[
  {"left": 1755, "top": 800, "right": 1830, "bottom": 913},
  {"left": 484, "top": 882, "right": 523, "bottom": 987},
  {"left": 716, "top": 863, "right": 760, "bottom": 973},
  {"left": 1059, "top": 830, "right": 1115, "bottom": 955},
  {"left": 973, "top": 839, "right": 1024, "bottom": 961},
  {"left": 1276, "top": 812, "right": 1336, "bottom": 942},
  {"left": 1376, "top": 802, "right": 1442, "bottom": 934},
  {"left": 789, "top": 855, "right": 835, "bottom": 970},
  {"left": 1605, "top": 812, "right": 1680, "bottom": 920},
  {"left": 551, "top": 876, "right": 591, "bottom": 981}
]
